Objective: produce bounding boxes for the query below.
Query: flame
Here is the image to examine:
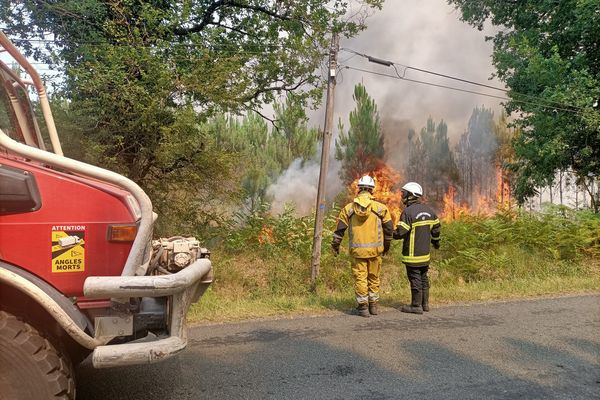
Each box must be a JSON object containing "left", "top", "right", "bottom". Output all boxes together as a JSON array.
[
  {"left": 441, "top": 185, "right": 471, "bottom": 222},
  {"left": 475, "top": 190, "right": 494, "bottom": 214},
  {"left": 496, "top": 167, "right": 512, "bottom": 211},
  {"left": 258, "top": 225, "right": 274, "bottom": 244},
  {"left": 441, "top": 166, "right": 513, "bottom": 221},
  {"left": 349, "top": 163, "right": 403, "bottom": 225}
]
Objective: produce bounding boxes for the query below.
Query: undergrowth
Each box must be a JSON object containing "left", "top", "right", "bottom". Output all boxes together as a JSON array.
[{"left": 188, "top": 205, "right": 600, "bottom": 323}]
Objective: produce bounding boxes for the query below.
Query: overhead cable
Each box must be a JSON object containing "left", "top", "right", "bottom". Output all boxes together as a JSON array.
[
  {"left": 340, "top": 47, "right": 588, "bottom": 113},
  {"left": 342, "top": 65, "right": 584, "bottom": 115}
]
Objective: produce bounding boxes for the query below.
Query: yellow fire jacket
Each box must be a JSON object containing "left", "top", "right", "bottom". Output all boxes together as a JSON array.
[{"left": 332, "top": 191, "right": 394, "bottom": 259}]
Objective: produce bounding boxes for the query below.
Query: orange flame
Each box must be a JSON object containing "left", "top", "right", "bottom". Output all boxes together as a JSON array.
[
  {"left": 441, "top": 166, "right": 512, "bottom": 221},
  {"left": 496, "top": 167, "right": 512, "bottom": 211},
  {"left": 258, "top": 225, "right": 274, "bottom": 244},
  {"left": 350, "top": 163, "right": 403, "bottom": 225},
  {"left": 441, "top": 185, "right": 471, "bottom": 222}
]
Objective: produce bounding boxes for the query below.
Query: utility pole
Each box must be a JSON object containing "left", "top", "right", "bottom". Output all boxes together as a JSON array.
[{"left": 310, "top": 32, "right": 339, "bottom": 285}]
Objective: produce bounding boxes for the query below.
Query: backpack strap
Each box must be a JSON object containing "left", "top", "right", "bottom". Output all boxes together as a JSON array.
[
  {"left": 371, "top": 205, "right": 385, "bottom": 220},
  {"left": 347, "top": 207, "right": 354, "bottom": 219}
]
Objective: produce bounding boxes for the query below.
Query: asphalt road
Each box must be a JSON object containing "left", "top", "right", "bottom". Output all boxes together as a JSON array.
[{"left": 77, "top": 295, "right": 600, "bottom": 399}]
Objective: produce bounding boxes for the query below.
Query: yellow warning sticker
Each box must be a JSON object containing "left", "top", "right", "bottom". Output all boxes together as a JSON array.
[{"left": 51, "top": 227, "right": 85, "bottom": 273}]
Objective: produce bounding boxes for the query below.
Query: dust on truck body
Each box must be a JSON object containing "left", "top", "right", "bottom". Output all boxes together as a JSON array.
[{"left": 0, "top": 32, "right": 213, "bottom": 399}]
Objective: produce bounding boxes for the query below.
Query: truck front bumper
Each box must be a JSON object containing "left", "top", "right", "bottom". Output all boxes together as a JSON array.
[{"left": 83, "top": 258, "right": 212, "bottom": 368}]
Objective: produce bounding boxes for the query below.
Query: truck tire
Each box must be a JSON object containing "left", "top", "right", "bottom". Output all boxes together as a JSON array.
[{"left": 0, "top": 311, "right": 75, "bottom": 400}]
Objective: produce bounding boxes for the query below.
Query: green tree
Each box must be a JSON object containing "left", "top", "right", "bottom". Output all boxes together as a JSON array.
[
  {"left": 211, "top": 96, "right": 319, "bottom": 212},
  {"left": 213, "top": 111, "right": 275, "bottom": 211},
  {"left": 0, "top": 0, "right": 383, "bottom": 231},
  {"left": 335, "top": 83, "right": 385, "bottom": 185},
  {"left": 272, "top": 94, "right": 318, "bottom": 168},
  {"left": 448, "top": 0, "right": 600, "bottom": 211}
]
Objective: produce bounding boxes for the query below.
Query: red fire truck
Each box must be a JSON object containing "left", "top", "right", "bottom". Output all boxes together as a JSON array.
[{"left": 0, "top": 32, "right": 213, "bottom": 399}]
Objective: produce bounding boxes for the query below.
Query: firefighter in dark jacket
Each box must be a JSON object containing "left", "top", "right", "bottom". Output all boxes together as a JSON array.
[
  {"left": 393, "top": 182, "right": 441, "bottom": 314},
  {"left": 331, "top": 175, "right": 394, "bottom": 317}
]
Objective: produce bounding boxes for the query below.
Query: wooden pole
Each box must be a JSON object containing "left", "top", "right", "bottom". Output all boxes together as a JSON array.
[{"left": 310, "top": 32, "right": 339, "bottom": 285}]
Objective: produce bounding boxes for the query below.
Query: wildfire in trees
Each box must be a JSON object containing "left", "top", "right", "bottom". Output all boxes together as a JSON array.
[
  {"left": 496, "top": 167, "right": 512, "bottom": 211},
  {"left": 350, "top": 163, "right": 403, "bottom": 225},
  {"left": 441, "top": 185, "right": 471, "bottom": 221},
  {"left": 441, "top": 166, "right": 512, "bottom": 221}
]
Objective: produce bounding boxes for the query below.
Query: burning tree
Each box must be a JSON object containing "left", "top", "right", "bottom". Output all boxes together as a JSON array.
[
  {"left": 336, "top": 83, "right": 403, "bottom": 223},
  {"left": 350, "top": 163, "right": 404, "bottom": 225},
  {"left": 494, "top": 112, "right": 516, "bottom": 210},
  {"left": 441, "top": 109, "right": 516, "bottom": 221},
  {"left": 454, "top": 107, "right": 498, "bottom": 208}
]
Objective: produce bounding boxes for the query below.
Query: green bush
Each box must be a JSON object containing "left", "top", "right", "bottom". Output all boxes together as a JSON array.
[
  {"left": 435, "top": 207, "right": 600, "bottom": 283},
  {"left": 199, "top": 206, "right": 599, "bottom": 313}
]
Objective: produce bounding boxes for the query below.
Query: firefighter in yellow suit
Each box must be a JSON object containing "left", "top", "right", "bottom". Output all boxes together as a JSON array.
[{"left": 331, "top": 175, "right": 394, "bottom": 317}]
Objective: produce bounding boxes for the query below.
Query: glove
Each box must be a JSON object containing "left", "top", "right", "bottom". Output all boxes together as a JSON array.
[
  {"left": 382, "top": 241, "right": 391, "bottom": 256},
  {"left": 331, "top": 242, "right": 340, "bottom": 256},
  {"left": 432, "top": 240, "right": 440, "bottom": 249}
]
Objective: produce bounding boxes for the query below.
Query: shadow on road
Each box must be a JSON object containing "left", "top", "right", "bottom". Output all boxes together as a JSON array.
[{"left": 77, "top": 321, "right": 599, "bottom": 399}]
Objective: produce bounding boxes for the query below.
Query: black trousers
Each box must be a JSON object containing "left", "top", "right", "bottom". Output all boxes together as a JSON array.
[{"left": 405, "top": 265, "right": 430, "bottom": 291}]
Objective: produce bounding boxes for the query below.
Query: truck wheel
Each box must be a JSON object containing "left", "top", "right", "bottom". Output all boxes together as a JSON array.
[{"left": 0, "top": 311, "right": 75, "bottom": 400}]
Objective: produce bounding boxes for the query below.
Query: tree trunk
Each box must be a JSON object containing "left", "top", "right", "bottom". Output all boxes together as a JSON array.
[
  {"left": 558, "top": 171, "right": 563, "bottom": 205},
  {"left": 581, "top": 178, "right": 598, "bottom": 213},
  {"left": 469, "top": 155, "right": 473, "bottom": 207}
]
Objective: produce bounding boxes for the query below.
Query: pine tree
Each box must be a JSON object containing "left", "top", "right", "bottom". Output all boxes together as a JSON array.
[
  {"left": 411, "top": 118, "right": 459, "bottom": 202},
  {"left": 455, "top": 107, "right": 497, "bottom": 206},
  {"left": 272, "top": 94, "right": 318, "bottom": 167},
  {"left": 335, "top": 83, "right": 385, "bottom": 185}
]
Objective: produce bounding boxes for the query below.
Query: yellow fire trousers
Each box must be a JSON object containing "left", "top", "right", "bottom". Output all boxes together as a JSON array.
[{"left": 351, "top": 256, "right": 381, "bottom": 305}]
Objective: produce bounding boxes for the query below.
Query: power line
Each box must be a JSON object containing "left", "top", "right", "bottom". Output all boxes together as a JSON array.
[
  {"left": 341, "top": 47, "right": 508, "bottom": 93},
  {"left": 342, "top": 65, "right": 584, "bottom": 115},
  {"left": 340, "top": 47, "right": 588, "bottom": 113}
]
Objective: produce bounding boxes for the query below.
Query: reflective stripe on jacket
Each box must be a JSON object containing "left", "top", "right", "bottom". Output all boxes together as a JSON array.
[
  {"left": 394, "top": 203, "right": 441, "bottom": 267},
  {"left": 333, "top": 191, "right": 393, "bottom": 259}
]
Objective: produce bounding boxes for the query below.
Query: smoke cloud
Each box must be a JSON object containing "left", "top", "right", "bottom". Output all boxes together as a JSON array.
[
  {"left": 339, "top": 1, "right": 502, "bottom": 120},
  {"left": 267, "top": 149, "right": 343, "bottom": 215},
  {"left": 269, "top": 0, "right": 504, "bottom": 215}
]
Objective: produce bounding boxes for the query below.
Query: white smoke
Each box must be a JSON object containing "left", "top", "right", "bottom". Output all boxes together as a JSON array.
[
  {"left": 310, "top": 0, "right": 503, "bottom": 145},
  {"left": 268, "top": 0, "right": 505, "bottom": 215},
  {"left": 266, "top": 145, "right": 343, "bottom": 216}
]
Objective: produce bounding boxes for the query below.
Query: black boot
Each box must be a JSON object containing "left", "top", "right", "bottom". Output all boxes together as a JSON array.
[
  {"left": 368, "top": 302, "right": 379, "bottom": 315},
  {"left": 356, "top": 303, "right": 370, "bottom": 318},
  {"left": 401, "top": 289, "right": 423, "bottom": 314},
  {"left": 422, "top": 288, "right": 430, "bottom": 312}
]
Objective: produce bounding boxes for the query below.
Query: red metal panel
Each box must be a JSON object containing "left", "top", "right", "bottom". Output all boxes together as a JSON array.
[{"left": 0, "top": 157, "right": 136, "bottom": 297}]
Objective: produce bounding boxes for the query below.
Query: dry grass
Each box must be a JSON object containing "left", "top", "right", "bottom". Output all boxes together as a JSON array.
[
  {"left": 187, "top": 209, "right": 600, "bottom": 324},
  {"left": 188, "top": 259, "right": 600, "bottom": 324}
]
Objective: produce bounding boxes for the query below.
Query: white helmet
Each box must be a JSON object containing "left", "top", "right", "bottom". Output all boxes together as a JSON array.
[
  {"left": 401, "top": 182, "right": 423, "bottom": 197},
  {"left": 357, "top": 175, "right": 376, "bottom": 191}
]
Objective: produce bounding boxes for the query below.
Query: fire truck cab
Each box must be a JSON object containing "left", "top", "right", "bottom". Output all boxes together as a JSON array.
[{"left": 0, "top": 32, "right": 213, "bottom": 399}]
